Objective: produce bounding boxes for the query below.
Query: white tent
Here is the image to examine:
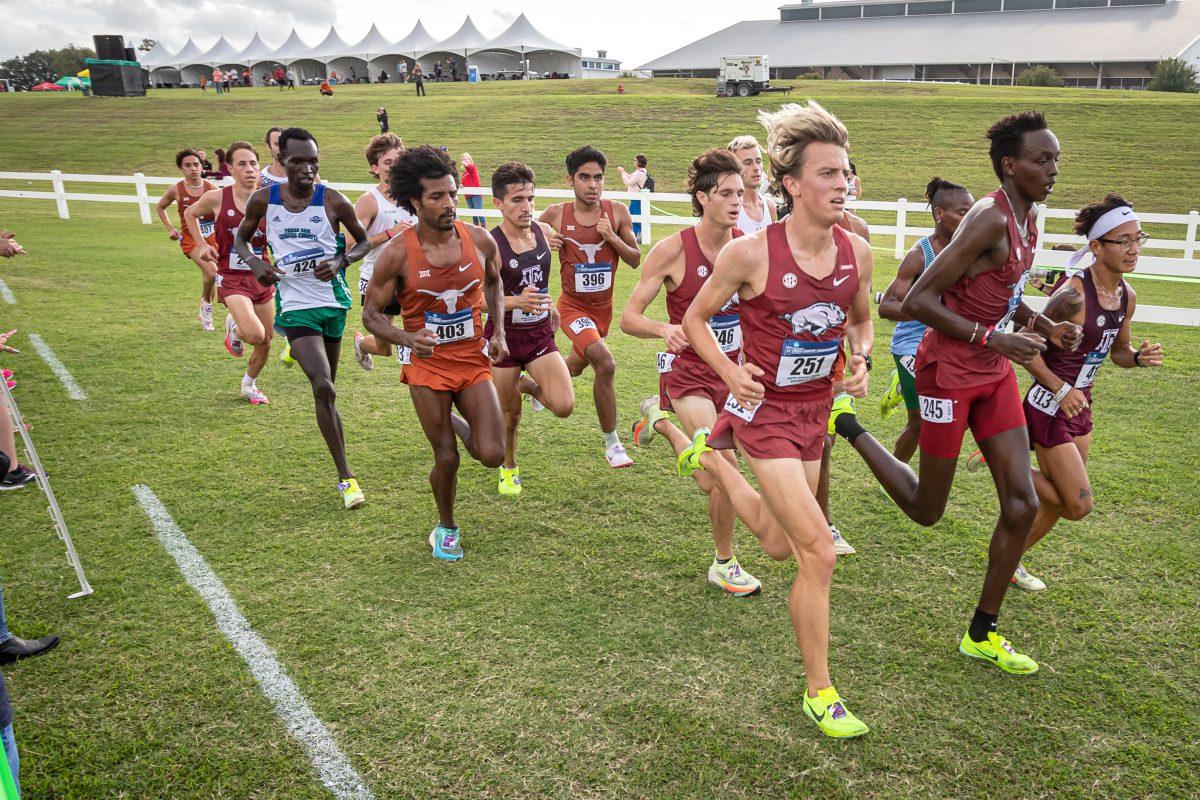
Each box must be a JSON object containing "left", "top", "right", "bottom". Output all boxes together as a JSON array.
[
  {"left": 393, "top": 19, "right": 438, "bottom": 59},
  {"left": 198, "top": 35, "right": 246, "bottom": 68},
  {"left": 269, "top": 28, "right": 322, "bottom": 80},
  {"left": 140, "top": 40, "right": 176, "bottom": 69},
  {"left": 170, "top": 37, "right": 207, "bottom": 65},
  {"left": 238, "top": 33, "right": 278, "bottom": 83},
  {"left": 349, "top": 23, "right": 406, "bottom": 82},
  {"left": 310, "top": 25, "right": 365, "bottom": 82},
  {"left": 420, "top": 16, "right": 487, "bottom": 77},
  {"left": 472, "top": 13, "right": 581, "bottom": 77}
]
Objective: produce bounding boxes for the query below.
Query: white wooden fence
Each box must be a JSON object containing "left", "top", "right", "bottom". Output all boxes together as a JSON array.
[{"left": 2, "top": 170, "right": 1196, "bottom": 326}]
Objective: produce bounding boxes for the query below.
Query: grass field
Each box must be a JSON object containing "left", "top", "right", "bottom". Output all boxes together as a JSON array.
[{"left": 0, "top": 80, "right": 1198, "bottom": 798}]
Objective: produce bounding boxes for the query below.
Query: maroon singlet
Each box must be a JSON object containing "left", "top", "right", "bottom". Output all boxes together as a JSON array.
[
  {"left": 214, "top": 186, "right": 268, "bottom": 277},
  {"left": 663, "top": 225, "right": 743, "bottom": 375},
  {"left": 491, "top": 223, "right": 552, "bottom": 327}
]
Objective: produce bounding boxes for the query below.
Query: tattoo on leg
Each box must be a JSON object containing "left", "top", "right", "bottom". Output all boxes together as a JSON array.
[{"left": 1079, "top": 488, "right": 1091, "bottom": 499}]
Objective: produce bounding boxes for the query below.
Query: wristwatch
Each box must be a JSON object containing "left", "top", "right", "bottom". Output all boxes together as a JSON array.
[{"left": 856, "top": 352, "right": 872, "bottom": 371}]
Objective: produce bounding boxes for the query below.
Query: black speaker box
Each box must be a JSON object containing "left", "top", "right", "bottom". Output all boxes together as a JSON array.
[
  {"left": 124, "top": 47, "right": 138, "bottom": 63},
  {"left": 93, "top": 35, "right": 125, "bottom": 61},
  {"left": 90, "top": 63, "right": 146, "bottom": 97}
]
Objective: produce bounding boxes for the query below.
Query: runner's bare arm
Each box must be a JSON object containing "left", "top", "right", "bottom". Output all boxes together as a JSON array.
[
  {"left": 348, "top": 191, "right": 377, "bottom": 251},
  {"left": 1108, "top": 286, "right": 1161, "bottom": 368},
  {"left": 474, "top": 228, "right": 509, "bottom": 365},
  {"left": 878, "top": 246, "right": 924, "bottom": 322},
  {"left": 843, "top": 238, "right": 875, "bottom": 398},
  {"left": 619, "top": 234, "right": 687, "bottom": 350},
  {"left": 537, "top": 220, "right": 563, "bottom": 252},
  {"left": 536, "top": 204, "right": 563, "bottom": 230},
  {"left": 235, "top": 187, "right": 281, "bottom": 284},
  {"left": 602, "top": 202, "right": 642, "bottom": 268},
  {"left": 155, "top": 184, "right": 179, "bottom": 237},
  {"left": 362, "top": 243, "right": 433, "bottom": 356},
  {"left": 183, "top": 188, "right": 222, "bottom": 261},
  {"left": 1013, "top": 297, "right": 1083, "bottom": 351}
]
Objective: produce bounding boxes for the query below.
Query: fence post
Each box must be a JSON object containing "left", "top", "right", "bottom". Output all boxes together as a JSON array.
[
  {"left": 1184, "top": 210, "right": 1198, "bottom": 260},
  {"left": 894, "top": 197, "right": 907, "bottom": 259},
  {"left": 640, "top": 188, "right": 652, "bottom": 245},
  {"left": 133, "top": 172, "right": 151, "bottom": 225},
  {"left": 1035, "top": 203, "right": 1048, "bottom": 254},
  {"left": 50, "top": 169, "right": 69, "bottom": 220}
]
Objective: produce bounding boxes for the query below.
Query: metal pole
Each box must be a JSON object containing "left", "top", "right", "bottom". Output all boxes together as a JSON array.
[{"left": 0, "top": 377, "right": 93, "bottom": 599}]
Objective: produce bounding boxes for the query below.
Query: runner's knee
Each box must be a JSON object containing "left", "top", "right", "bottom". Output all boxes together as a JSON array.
[
  {"left": 1060, "top": 491, "right": 1093, "bottom": 521},
  {"left": 1000, "top": 488, "right": 1039, "bottom": 531},
  {"left": 311, "top": 377, "right": 336, "bottom": 404},
  {"left": 432, "top": 441, "right": 460, "bottom": 471},
  {"left": 590, "top": 349, "right": 616, "bottom": 379}
]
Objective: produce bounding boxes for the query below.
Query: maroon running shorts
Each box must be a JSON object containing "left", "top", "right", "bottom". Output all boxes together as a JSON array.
[
  {"left": 708, "top": 393, "right": 830, "bottom": 462},
  {"left": 915, "top": 362, "right": 1026, "bottom": 459},
  {"left": 217, "top": 272, "right": 275, "bottom": 306}
]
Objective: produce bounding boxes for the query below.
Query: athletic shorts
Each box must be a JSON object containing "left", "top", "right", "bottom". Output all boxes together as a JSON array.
[
  {"left": 484, "top": 318, "right": 558, "bottom": 370},
  {"left": 659, "top": 358, "right": 727, "bottom": 413},
  {"left": 359, "top": 278, "right": 402, "bottom": 316},
  {"left": 279, "top": 306, "right": 347, "bottom": 341},
  {"left": 893, "top": 353, "right": 919, "bottom": 411},
  {"left": 401, "top": 341, "right": 493, "bottom": 393},
  {"left": 217, "top": 272, "right": 275, "bottom": 307},
  {"left": 708, "top": 394, "right": 829, "bottom": 462},
  {"left": 180, "top": 235, "right": 216, "bottom": 258},
  {"left": 1025, "top": 399, "right": 1094, "bottom": 449},
  {"left": 557, "top": 298, "right": 611, "bottom": 360},
  {"left": 915, "top": 363, "right": 1026, "bottom": 459}
]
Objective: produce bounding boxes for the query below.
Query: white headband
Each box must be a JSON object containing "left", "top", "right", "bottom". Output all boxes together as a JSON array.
[{"left": 1067, "top": 205, "right": 1140, "bottom": 267}]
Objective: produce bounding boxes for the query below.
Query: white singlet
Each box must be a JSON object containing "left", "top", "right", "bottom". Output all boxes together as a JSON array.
[
  {"left": 264, "top": 183, "right": 351, "bottom": 313},
  {"left": 737, "top": 198, "right": 771, "bottom": 234},
  {"left": 260, "top": 164, "right": 288, "bottom": 188},
  {"left": 359, "top": 186, "right": 416, "bottom": 284}
]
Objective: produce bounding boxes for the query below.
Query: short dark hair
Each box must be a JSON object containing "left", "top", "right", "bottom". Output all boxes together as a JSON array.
[
  {"left": 388, "top": 145, "right": 458, "bottom": 214},
  {"left": 566, "top": 145, "right": 607, "bottom": 176},
  {"left": 226, "top": 141, "right": 259, "bottom": 163},
  {"left": 1074, "top": 192, "right": 1133, "bottom": 237},
  {"left": 264, "top": 126, "right": 282, "bottom": 145},
  {"left": 491, "top": 161, "right": 536, "bottom": 200},
  {"left": 686, "top": 149, "right": 742, "bottom": 216},
  {"left": 986, "top": 111, "right": 1048, "bottom": 180},
  {"left": 635, "top": 154, "right": 647, "bottom": 168},
  {"left": 849, "top": 161, "right": 857, "bottom": 175},
  {"left": 175, "top": 148, "right": 200, "bottom": 168},
  {"left": 278, "top": 127, "right": 316, "bottom": 158},
  {"left": 924, "top": 176, "right": 968, "bottom": 208}
]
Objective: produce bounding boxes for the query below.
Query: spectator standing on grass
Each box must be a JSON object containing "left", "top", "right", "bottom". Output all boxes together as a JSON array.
[
  {"left": 412, "top": 63, "right": 425, "bottom": 96},
  {"left": 273, "top": 65, "right": 285, "bottom": 89},
  {"left": 377, "top": 107, "right": 389, "bottom": 134},
  {"left": 848, "top": 161, "right": 861, "bottom": 199},
  {"left": 451, "top": 62, "right": 458, "bottom": 82},
  {"left": 212, "top": 67, "right": 224, "bottom": 94},
  {"left": 460, "top": 153, "right": 485, "bottom": 226},
  {"left": 286, "top": 67, "right": 297, "bottom": 89},
  {"left": 619, "top": 154, "right": 648, "bottom": 239},
  {"left": 434, "top": 59, "right": 443, "bottom": 82},
  {"left": 199, "top": 74, "right": 208, "bottom": 92},
  {"left": 399, "top": 60, "right": 408, "bottom": 83},
  {"left": 242, "top": 67, "right": 252, "bottom": 86}
]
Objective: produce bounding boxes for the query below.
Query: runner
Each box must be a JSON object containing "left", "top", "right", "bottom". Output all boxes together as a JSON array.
[
  {"left": 1014, "top": 193, "right": 1162, "bottom": 591},
  {"left": 828, "top": 111, "right": 1083, "bottom": 675},
  {"left": 538, "top": 145, "right": 642, "bottom": 468},
  {"left": 621, "top": 148, "right": 764, "bottom": 596},
  {"left": 236, "top": 128, "right": 370, "bottom": 509},
  {"left": 486, "top": 161, "right": 574, "bottom": 496},
  {"left": 363, "top": 145, "right": 507, "bottom": 560},
  {"left": 155, "top": 148, "right": 218, "bottom": 330},
  {"left": 348, "top": 133, "right": 417, "bottom": 371},
  {"left": 184, "top": 141, "right": 275, "bottom": 405},
  {"left": 681, "top": 102, "right": 875, "bottom": 737},
  {"left": 877, "top": 177, "right": 974, "bottom": 463},
  {"left": 728, "top": 135, "right": 777, "bottom": 234},
  {"left": 260, "top": 126, "right": 288, "bottom": 188}
]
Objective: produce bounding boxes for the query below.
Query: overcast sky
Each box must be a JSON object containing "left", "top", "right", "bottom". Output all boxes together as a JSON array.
[{"left": 0, "top": 0, "right": 785, "bottom": 69}]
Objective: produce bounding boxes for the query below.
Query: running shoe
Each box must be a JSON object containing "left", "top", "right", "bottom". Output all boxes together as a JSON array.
[
  {"left": 242, "top": 384, "right": 269, "bottom": 405},
  {"left": 353, "top": 332, "right": 374, "bottom": 371},
  {"left": 4, "top": 380, "right": 13, "bottom": 390},
  {"left": 199, "top": 300, "right": 214, "bottom": 331},
  {"left": 676, "top": 427, "right": 712, "bottom": 478},
  {"left": 880, "top": 370, "right": 903, "bottom": 419},
  {"left": 1011, "top": 564, "right": 1047, "bottom": 592},
  {"left": 1, "top": 370, "right": 12, "bottom": 380},
  {"left": 338, "top": 477, "right": 365, "bottom": 510},
  {"left": 498, "top": 465, "right": 522, "bottom": 496},
  {"left": 0, "top": 465, "right": 36, "bottom": 491},
  {"left": 429, "top": 525, "right": 463, "bottom": 561},
  {"left": 707, "top": 555, "right": 762, "bottom": 596},
  {"left": 529, "top": 395, "right": 545, "bottom": 412},
  {"left": 631, "top": 396, "right": 666, "bottom": 447},
  {"left": 224, "top": 315, "right": 244, "bottom": 357},
  {"left": 830, "top": 524, "right": 856, "bottom": 555},
  {"left": 280, "top": 341, "right": 296, "bottom": 368},
  {"left": 828, "top": 392, "right": 856, "bottom": 436},
  {"left": 802, "top": 686, "right": 869, "bottom": 739},
  {"left": 605, "top": 442, "right": 633, "bottom": 468},
  {"left": 958, "top": 630, "right": 1039, "bottom": 675},
  {"left": 966, "top": 449, "right": 987, "bottom": 472}
]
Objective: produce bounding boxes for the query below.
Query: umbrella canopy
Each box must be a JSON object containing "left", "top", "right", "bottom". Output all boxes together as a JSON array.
[
  {"left": 77, "top": 68, "right": 90, "bottom": 78},
  {"left": 32, "top": 82, "right": 66, "bottom": 91},
  {"left": 54, "top": 76, "right": 88, "bottom": 88}
]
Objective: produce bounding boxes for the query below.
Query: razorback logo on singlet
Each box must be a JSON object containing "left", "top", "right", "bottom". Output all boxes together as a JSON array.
[{"left": 781, "top": 302, "right": 846, "bottom": 336}]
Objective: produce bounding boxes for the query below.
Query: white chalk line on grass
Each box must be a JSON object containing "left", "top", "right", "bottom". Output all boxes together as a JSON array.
[
  {"left": 0, "top": 278, "right": 14, "bottom": 304},
  {"left": 132, "top": 485, "right": 376, "bottom": 800},
  {"left": 27, "top": 332, "right": 86, "bottom": 400}
]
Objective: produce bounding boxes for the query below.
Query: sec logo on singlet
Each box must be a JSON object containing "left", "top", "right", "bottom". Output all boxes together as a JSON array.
[
  {"left": 1096, "top": 315, "right": 1107, "bottom": 327},
  {"left": 227, "top": 209, "right": 236, "bottom": 217},
  {"left": 509, "top": 258, "right": 519, "bottom": 269},
  {"left": 782, "top": 272, "right": 798, "bottom": 289},
  {"left": 697, "top": 265, "right": 709, "bottom": 278}
]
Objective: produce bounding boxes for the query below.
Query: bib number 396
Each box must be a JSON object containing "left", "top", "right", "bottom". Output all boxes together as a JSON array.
[{"left": 574, "top": 262, "right": 613, "bottom": 294}]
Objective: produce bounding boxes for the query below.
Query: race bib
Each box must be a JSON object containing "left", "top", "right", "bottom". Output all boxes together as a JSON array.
[
  {"left": 776, "top": 339, "right": 839, "bottom": 387},
  {"left": 1026, "top": 383, "right": 1060, "bottom": 416},
  {"left": 710, "top": 314, "right": 741, "bottom": 354},
  {"left": 568, "top": 316, "right": 597, "bottom": 335},
  {"left": 995, "top": 271, "right": 1031, "bottom": 332},
  {"left": 918, "top": 395, "right": 955, "bottom": 424},
  {"left": 1075, "top": 351, "right": 1106, "bottom": 389},
  {"left": 512, "top": 306, "right": 549, "bottom": 325},
  {"left": 424, "top": 308, "right": 473, "bottom": 344},
  {"left": 358, "top": 277, "right": 369, "bottom": 295},
  {"left": 573, "top": 262, "right": 613, "bottom": 294},
  {"left": 396, "top": 346, "right": 412, "bottom": 365},
  {"left": 228, "top": 246, "right": 261, "bottom": 272},
  {"left": 656, "top": 352, "right": 675, "bottom": 374},
  {"left": 278, "top": 247, "right": 323, "bottom": 276},
  {"left": 723, "top": 392, "right": 759, "bottom": 423},
  {"left": 898, "top": 354, "right": 916, "bottom": 377},
  {"left": 199, "top": 219, "right": 216, "bottom": 238}
]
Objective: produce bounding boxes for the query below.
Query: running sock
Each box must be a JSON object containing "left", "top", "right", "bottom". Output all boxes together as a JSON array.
[
  {"left": 241, "top": 374, "right": 255, "bottom": 391},
  {"left": 603, "top": 430, "right": 620, "bottom": 449},
  {"left": 968, "top": 608, "right": 999, "bottom": 643},
  {"left": 833, "top": 412, "right": 866, "bottom": 444},
  {"left": 716, "top": 556, "right": 732, "bottom": 565}
]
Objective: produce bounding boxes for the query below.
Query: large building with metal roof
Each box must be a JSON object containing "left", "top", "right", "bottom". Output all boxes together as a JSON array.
[
  {"left": 637, "top": 0, "right": 1200, "bottom": 88},
  {"left": 141, "top": 15, "right": 617, "bottom": 86}
]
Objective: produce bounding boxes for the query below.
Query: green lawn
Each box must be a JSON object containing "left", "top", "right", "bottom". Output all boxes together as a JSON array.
[{"left": 0, "top": 81, "right": 1198, "bottom": 799}]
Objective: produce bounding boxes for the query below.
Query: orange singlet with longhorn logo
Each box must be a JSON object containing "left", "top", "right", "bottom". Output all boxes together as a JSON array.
[
  {"left": 555, "top": 199, "right": 621, "bottom": 359},
  {"left": 396, "top": 220, "right": 493, "bottom": 392}
]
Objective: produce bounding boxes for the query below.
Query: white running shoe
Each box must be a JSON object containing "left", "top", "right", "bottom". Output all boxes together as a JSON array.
[
  {"left": 707, "top": 555, "right": 762, "bottom": 597},
  {"left": 353, "top": 332, "right": 374, "bottom": 371},
  {"left": 1011, "top": 564, "right": 1047, "bottom": 592},
  {"left": 529, "top": 395, "right": 545, "bottom": 412},
  {"left": 241, "top": 384, "right": 269, "bottom": 405},
  {"left": 199, "top": 301, "right": 214, "bottom": 331},
  {"left": 224, "top": 314, "right": 244, "bottom": 357},
  {"left": 830, "top": 524, "right": 856, "bottom": 555},
  {"left": 605, "top": 441, "right": 633, "bottom": 468}
]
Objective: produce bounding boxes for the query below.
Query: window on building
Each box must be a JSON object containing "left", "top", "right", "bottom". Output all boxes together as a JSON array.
[
  {"left": 908, "top": 1, "right": 954, "bottom": 14},
  {"left": 864, "top": 2, "right": 907, "bottom": 15},
  {"left": 1108, "top": 0, "right": 1166, "bottom": 5},
  {"left": 1003, "top": 0, "right": 1052, "bottom": 9},
  {"left": 954, "top": 0, "right": 1002, "bottom": 11},
  {"left": 781, "top": 7, "right": 821, "bottom": 20},
  {"left": 1054, "top": 0, "right": 1106, "bottom": 7},
  {"left": 820, "top": 4, "right": 865, "bottom": 18}
]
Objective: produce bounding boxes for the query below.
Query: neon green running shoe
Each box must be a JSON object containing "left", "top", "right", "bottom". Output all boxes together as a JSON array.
[
  {"left": 498, "top": 465, "right": 522, "bottom": 496},
  {"left": 880, "top": 369, "right": 903, "bottom": 419},
  {"left": 958, "top": 630, "right": 1039, "bottom": 675},
  {"left": 828, "top": 392, "right": 856, "bottom": 436},
  {"left": 802, "top": 686, "right": 869, "bottom": 739},
  {"left": 280, "top": 340, "right": 296, "bottom": 368},
  {"left": 632, "top": 396, "right": 667, "bottom": 447},
  {"left": 338, "top": 477, "right": 365, "bottom": 510},
  {"left": 676, "top": 427, "right": 712, "bottom": 478}
]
